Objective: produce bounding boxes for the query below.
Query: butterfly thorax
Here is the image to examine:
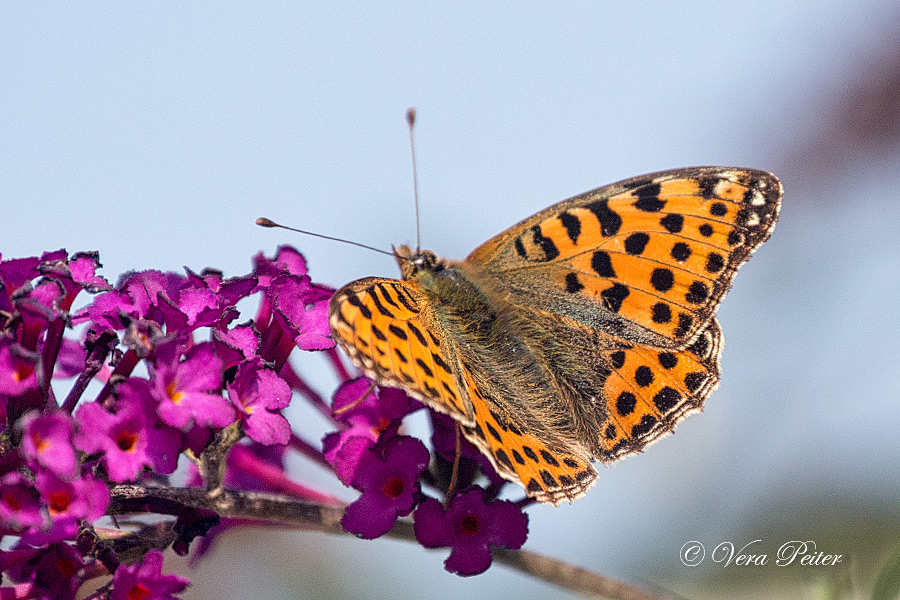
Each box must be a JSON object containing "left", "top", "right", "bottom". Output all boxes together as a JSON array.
[
  {"left": 394, "top": 247, "right": 592, "bottom": 454},
  {"left": 395, "top": 246, "right": 492, "bottom": 328}
]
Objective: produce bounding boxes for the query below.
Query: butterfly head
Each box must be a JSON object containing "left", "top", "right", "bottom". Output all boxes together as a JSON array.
[{"left": 394, "top": 245, "right": 445, "bottom": 281}]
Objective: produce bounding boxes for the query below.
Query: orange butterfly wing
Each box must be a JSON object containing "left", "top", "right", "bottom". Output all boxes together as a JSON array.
[
  {"left": 328, "top": 278, "right": 471, "bottom": 422},
  {"left": 329, "top": 277, "right": 597, "bottom": 504},
  {"left": 456, "top": 363, "right": 597, "bottom": 504},
  {"left": 597, "top": 319, "right": 721, "bottom": 460},
  {"left": 468, "top": 167, "right": 781, "bottom": 348}
]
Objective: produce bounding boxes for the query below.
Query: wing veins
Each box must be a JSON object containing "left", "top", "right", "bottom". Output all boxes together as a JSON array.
[{"left": 563, "top": 263, "right": 714, "bottom": 315}]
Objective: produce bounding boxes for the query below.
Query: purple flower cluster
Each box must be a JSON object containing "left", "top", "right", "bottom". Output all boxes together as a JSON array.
[
  {"left": 0, "top": 245, "right": 529, "bottom": 597},
  {"left": 322, "top": 375, "right": 529, "bottom": 575}
]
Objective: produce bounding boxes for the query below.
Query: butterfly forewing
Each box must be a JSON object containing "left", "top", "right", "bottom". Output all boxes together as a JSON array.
[
  {"left": 329, "top": 278, "right": 472, "bottom": 422},
  {"left": 466, "top": 167, "right": 781, "bottom": 347}
]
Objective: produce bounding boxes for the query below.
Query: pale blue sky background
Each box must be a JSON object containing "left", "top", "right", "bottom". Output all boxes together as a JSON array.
[{"left": 3, "top": 3, "right": 900, "bottom": 599}]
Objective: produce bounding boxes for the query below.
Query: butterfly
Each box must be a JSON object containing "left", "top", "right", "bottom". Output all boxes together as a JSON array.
[{"left": 329, "top": 167, "right": 782, "bottom": 504}]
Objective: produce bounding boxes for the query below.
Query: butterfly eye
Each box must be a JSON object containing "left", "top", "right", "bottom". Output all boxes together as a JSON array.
[{"left": 412, "top": 250, "right": 443, "bottom": 273}]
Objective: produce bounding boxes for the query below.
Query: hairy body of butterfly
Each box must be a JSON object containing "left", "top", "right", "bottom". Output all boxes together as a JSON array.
[{"left": 329, "top": 167, "right": 782, "bottom": 504}]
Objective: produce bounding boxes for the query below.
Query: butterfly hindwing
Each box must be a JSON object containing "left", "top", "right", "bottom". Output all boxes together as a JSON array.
[
  {"left": 467, "top": 167, "right": 781, "bottom": 347},
  {"left": 598, "top": 319, "right": 722, "bottom": 461},
  {"left": 328, "top": 278, "right": 473, "bottom": 422},
  {"left": 456, "top": 363, "right": 597, "bottom": 505}
]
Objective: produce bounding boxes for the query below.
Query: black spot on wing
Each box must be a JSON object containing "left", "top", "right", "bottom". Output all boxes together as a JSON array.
[
  {"left": 495, "top": 449, "right": 513, "bottom": 469},
  {"left": 603, "top": 423, "right": 617, "bottom": 440},
  {"left": 651, "top": 302, "right": 672, "bottom": 323},
  {"left": 531, "top": 225, "right": 560, "bottom": 261},
  {"left": 616, "top": 391, "right": 636, "bottom": 416},
  {"left": 388, "top": 324, "right": 407, "bottom": 340},
  {"left": 685, "top": 281, "right": 710, "bottom": 304},
  {"left": 415, "top": 358, "right": 434, "bottom": 378},
  {"left": 345, "top": 293, "right": 372, "bottom": 319},
  {"left": 650, "top": 268, "right": 674, "bottom": 292},
  {"left": 394, "top": 287, "right": 417, "bottom": 311},
  {"left": 697, "top": 177, "right": 717, "bottom": 199},
  {"left": 539, "top": 450, "right": 560, "bottom": 467},
  {"left": 632, "top": 183, "right": 664, "bottom": 212},
  {"left": 591, "top": 251, "right": 615, "bottom": 278},
  {"left": 631, "top": 414, "right": 658, "bottom": 437},
  {"left": 367, "top": 287, "right": 395, "bottom": 317},
  {"left": 670, "top": 242, "right": 691, "bottom": 262},
  {"left": 558, "top": 211, "right": 581, "bottom": 244},
  {"left": 660, "top": 214, "right": 684, "bottom": 233},
  {"left": 540, "top": 470, "right": 558, "bottom": 488},
  {"left": 432, "top": 352, "right": 449, "bottom": 372},
  {"left": 441, "top": 381, "right": 458, "bottom": 400},
  {"left": 378, "top": 286, "right": 401, "bottom": 310},
  {"left": 653, "top": 387, "right": 681, "bottom": 411},
  {"left": 658, "top": 352, "right": 678, "bottom": 369},
  {"left": 585, "top": 200, "right": 622, "bottom": 236},
  {"left": 601, "top": 283, "right": 630, "bottom": 313},
  {"left": 674, "top": 313, "right": 694, "bottom": 338},
  {"left": 624, "top": 233, "right": 649, "bottom": 255},
  {"left": 426, "top": 328, "right": 442, "bottom": 348},
  {"left": 634, "top": 366, "right": 654, "bottom": 387},
  {"left": 684, "top": 372, "right": 706, "bottom": 393},
  {"left": 565, "top": 272, "right": 584, "bottom": 293},
  {"left": 514, "top": 237, "right": 527, "bottom": 258},
  {"left": 706, "top": 252, "right": 725, "bottom": 273},
  {"left": 407, "top": 323, "right": 428, "bottom": 345}
]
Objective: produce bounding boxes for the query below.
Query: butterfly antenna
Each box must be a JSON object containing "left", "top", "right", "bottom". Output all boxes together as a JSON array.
[
  {"left": 256, "top": 218, "right": 396, "bottom": 258},
  {"left": 444, "top": 421, "right": 463, "bottom": 507},
  {"left": 407, "top": 107, "right": 422, "bottom": 253}
]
